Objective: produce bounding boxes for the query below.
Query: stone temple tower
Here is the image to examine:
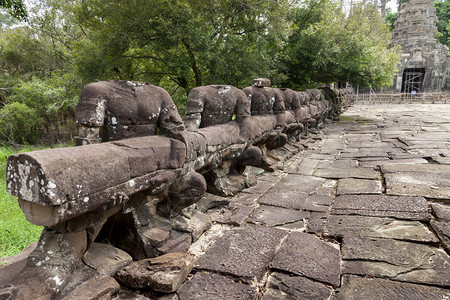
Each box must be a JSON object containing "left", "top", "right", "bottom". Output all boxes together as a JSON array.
[{"left": 392, "top": 0, "right": 449, "bottom": 92}]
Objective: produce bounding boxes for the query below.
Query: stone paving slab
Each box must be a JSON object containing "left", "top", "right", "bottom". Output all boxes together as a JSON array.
[
  {"left": 257, "top": 175, "right": 326, "bottom": 209},
  {"left": 316, "top": 159, "right": 358, "bottom": 169},
  {"left": 195, "top": 224, "right": 288, "bottom": 283},
  {"left": 334, "top": 275, "right": 450, "bottom": 300},
  {"left": 305, "top": 212, "right": 328, "bottom": 235},
  {"left": 341, "top": 236, "right": 450, "bottom": 287},
  {"left": 384, "top": 172, "right": 450, "bottom": 199},
  {"left": 248, "top": 205, "right": 309, "bottom": 227},
  {"left": 381, "top": 164, "right": 450, "bottom": 174},
  {"left": 430, "top": 220, "right": 450, "bottom": 251},
  {"left": 331, "top": 195, "right": 430, "bottom": 220},
  {"left": 359, "top": 158, "right": 429, "bottom": 168},
  {"left": 286, "top": 158, "right": 320, "bottom": 175},
  {"left": 241, "top": 178, "right": 279, "bottom": 195},
  {"left": 262, "top": 272, "right": 332, "bottom": 300},
  {"left": 313, "top": 168, "right": 379, "bottom": 179},
  {"left": 336, "top": 178, "right": 383, "bottom": 195},
  {"left": 433, "top": 156, "right": 450, "bottom": 164},
  {"left": 270, "top": 232, "right": 340, "bottom": 287},
  {"left": 177, "top": 272, "right": 256, "bottom": 299},
  {"left": 324, "top": 215, "right": 439, "bottom": 242},
  {"left": 7, "top": 104, "right": 450, "bottom": 299},
  {"left": 301, "top": 194, "right": 334, "bottom": 212}
]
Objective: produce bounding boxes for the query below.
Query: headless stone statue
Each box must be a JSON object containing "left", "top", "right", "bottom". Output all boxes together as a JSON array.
[{"left": 75, "top": 80, "right": 186, "bottom": 144}]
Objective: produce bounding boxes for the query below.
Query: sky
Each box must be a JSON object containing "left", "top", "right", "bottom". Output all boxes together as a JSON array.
[{"left": 386, "top": 0, "right": 399, "bottom": 13}]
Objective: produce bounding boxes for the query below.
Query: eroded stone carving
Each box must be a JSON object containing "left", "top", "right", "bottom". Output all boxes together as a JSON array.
[{"left": 2, "top": 79, "right": 352, "bottom": 299}]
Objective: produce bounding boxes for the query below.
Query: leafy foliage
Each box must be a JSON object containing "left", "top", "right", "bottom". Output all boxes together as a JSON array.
[
  {"left": 385, "top": 8, "right": 397, "bottom": 32},
  {"left": 69, "top": 0, "right": 291, "bottom": 91},
  {"left": 0, "top": 0, "right": 27, "bottom": 21},
  {"left": 434, "top": 0, "right": 450, "bottom": 48},
  {"left": 279, "top": 0, "right": 400, "bottom": 89},
  {"left": 0, "top": 102, "right": 43, "bottom": 144}
]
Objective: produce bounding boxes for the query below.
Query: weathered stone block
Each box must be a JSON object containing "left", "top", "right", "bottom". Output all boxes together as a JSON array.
[
  {"left": 271, "top": 232, "right": 340, "bottom": 287},
  {"left": 334, "top": 275, "right": 450, "bottom": 300},
  {"left": 177, "top": 272, "right": 256, "bottom": 299},
  {"left": 115, "top": 252, "right": 194, "bottom": 292},
  {"left": 336, "top": 178, "right": 383, "bottom": 195},
  {"left": 248, "top": 205, "right": 309, "bottom": 227},
  {"left": 195, "top": 225, "right": 288, "bottom": 283},
  {"left": 263, "top": 272, "right": 332, "bottom": 300},
  {"left": 332, "top": 195, "right": 430, "bottom": 220},
  {"left": 83, "top": 243, "right": 133, "bottom": 277},
  {"left": 324, "top": 214, "right": 438, "bottom": 242}
]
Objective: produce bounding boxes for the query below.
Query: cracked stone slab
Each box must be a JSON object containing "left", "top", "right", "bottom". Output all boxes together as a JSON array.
[
  {"left": 242, "top": 179, "right": 278, "bottom": 195},
  {"left": 195, "top": 225, "right": 288, "bottom": 283},
  {"left": 381, "top": 164, "right": 450, "bottom": 174},
  {"left": 248, "top": 205, "right": 309, "bottom": 227},
  {"left": 341, "top": 236, "right": 450, "bottom": 287},
  {"left": 336, "top": 178, "right": 382, "bottom": 195},
  {"left": 433, "top": 156, "right": 450, "bottom": 165},
  {"left": 208, "top": 203, "right": 256, "bottom": 226},
  {"left": 270, "top": 174, "right": 327, "bottom": 194},
  {"left": 306, "top": 212, "right": 328, "bottom": 234},
  {"left": 286, "top": 158, "right": 320, "bottom": 175},
  {"left": 331, "top": 195, "right": 430, "bottom": 220},
  {"left": 259, "top": 192, "right": 309, "bottom": 210},
  {"left": 340, "top": 150, "right": 389, "bottom": 159},
  {"left": 258, "top": 175, "right": 326, "bottom": 209},
  {"left": 430, "top": 220, "right": 450, "bottom": 251},
  {"left": 359, "top": 158, "right": 429, "bottom": 168},
  {"left": 384, "top": 172, "right": 450, "bottom": 199},
  {"left": 324, "top": 215, "right": 438, "bottom": 243},
  {"left": 334, "top": 275, "right": 450, "bottom": 300},
  {"left": 313, "top": 168, "right": 379, "bottom": 180},
  {"left": 177, "top": 272, "right": 256, "bottom": 299},
  {"left": 259, "top": 188, "right": 335, "bottom": 211},
  {"left": 262, "top": 272, "right": 332, "bottom": 300},
  {"left": 275, "top": 220, "right": 306, "bottom": 231},
  {"left": 270, "top": 232, "right": 340, "bottom": 287},
  {"left": 231, "top": 193, "right": 262, "bottom": 206},
  {"left": 432, "top": 203, "right": 450, "bottom": 220},
  {"left": 301, "top": 194, "right": 334, "bottom": 212},
  {"left": 331, "top": 160, "right": 359, "bottom": 169}
]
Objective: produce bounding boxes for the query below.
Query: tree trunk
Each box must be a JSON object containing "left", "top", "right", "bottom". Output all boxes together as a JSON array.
[
  {"left": 380, "top": 0, "right": 387, "bottom": 17},
  {"left": 182, "top": 39, "right": 202, "bottom": 87}
]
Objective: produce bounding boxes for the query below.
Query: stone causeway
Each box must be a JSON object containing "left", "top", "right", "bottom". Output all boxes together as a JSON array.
[{"left": 1, "top": 83, "right": 450, "bottom": 299}]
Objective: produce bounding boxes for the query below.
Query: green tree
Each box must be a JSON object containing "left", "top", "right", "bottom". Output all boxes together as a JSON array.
[
  {"left": 434, "top": 0, "right": 450, "bottom": 48},
  {"left": 0, "top": 8, "right": 17, "bottom": 26},
  {"left": 385, "top": 8, "right": 397, "bottom": 31},
  {"left": 0, "top": 0, "right": 27, "bottom": 20},
  {"left": 0, "top": 16, "right": 80, "bottom": 144},
  {"left": 0, "top": 102, "right": 43, "bottom": 144},
  {"left": 70, "top": 0, "right": 292, "bottom": 92},
  {"left": 280, "top": 1, "right": 400, "bottom": 89}
]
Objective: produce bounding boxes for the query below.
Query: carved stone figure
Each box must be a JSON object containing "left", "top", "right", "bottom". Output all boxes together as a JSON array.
[
  {"left": 1, "top": 77, "right": 352, "bottom": 299},
  {"left": 75, "top": 80, "right": 186, "bottom": 144}
]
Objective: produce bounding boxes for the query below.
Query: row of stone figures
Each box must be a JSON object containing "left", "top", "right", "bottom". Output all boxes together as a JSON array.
[{"left": 2, "top": 78, "right": 354, "bottom": 299}]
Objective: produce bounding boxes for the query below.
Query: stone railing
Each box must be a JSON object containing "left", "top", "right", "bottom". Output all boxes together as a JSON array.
[
  {"left": 355, "top": 92, "right": 450, "bottom": 104},
  {"left": 1, "top": 78, "right": 354, "bottom": 299}
]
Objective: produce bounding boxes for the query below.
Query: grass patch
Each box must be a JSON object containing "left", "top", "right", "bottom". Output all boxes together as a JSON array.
[{"left": 0, "top": 144, "right": 71, "bottom": 258}]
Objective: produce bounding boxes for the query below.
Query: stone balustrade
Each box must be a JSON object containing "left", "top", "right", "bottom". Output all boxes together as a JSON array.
[{"left": 2, "top": 78, "right": 354, "bottom": 299}]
